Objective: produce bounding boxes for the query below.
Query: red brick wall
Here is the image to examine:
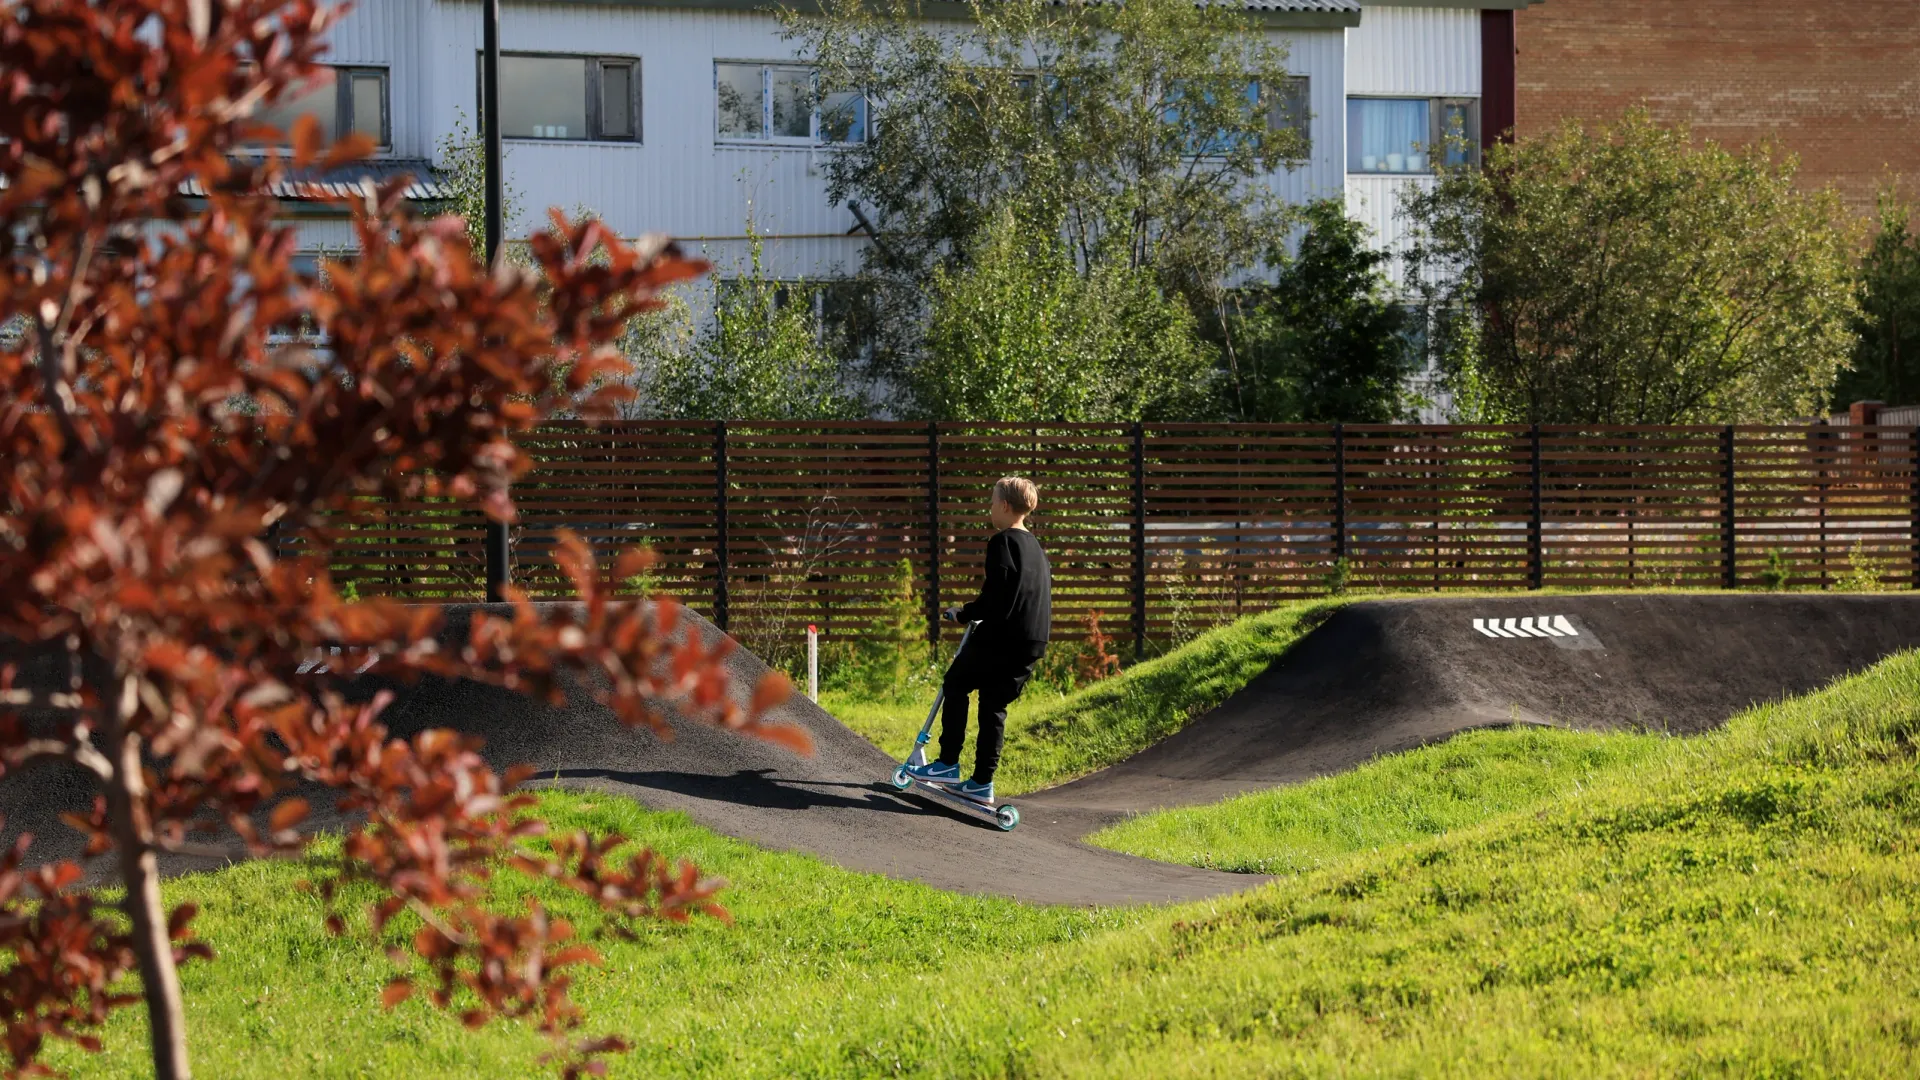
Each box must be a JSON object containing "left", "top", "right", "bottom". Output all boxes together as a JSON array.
[{"left": 1514, "top": 0, "right": 1920, "bottom": 215}]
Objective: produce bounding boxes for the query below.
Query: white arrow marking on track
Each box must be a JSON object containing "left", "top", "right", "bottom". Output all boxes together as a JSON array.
[{"left": 1472, "top": 615, "right": 1580, "bottom": 639}]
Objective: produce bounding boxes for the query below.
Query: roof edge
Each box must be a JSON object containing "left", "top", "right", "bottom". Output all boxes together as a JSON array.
[
  {"left": 1360, "top": 0, "right": 1545, "bottom": 9},
  {"left": 518, "top": 0, "right": 1364, "bottom": 29}
]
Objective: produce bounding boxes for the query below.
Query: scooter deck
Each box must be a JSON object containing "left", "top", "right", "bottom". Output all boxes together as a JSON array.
[{"left": 893, "top": 771, "right": 1021, "bottom": 831}]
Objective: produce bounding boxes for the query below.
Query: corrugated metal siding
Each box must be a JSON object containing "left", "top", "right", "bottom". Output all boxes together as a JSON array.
[
  {"left": 327, "top": 0, "right": 429, "bottom": 157},
  {"left": 1346, "top": 5, "right": 1479, "bottom": 97},
  {"left": 423, "top": 3, "right": 855, "bottom": 248},
  {"left": 1272, "top": 28, "right": 1349, "bottom": 204},
  {"left": 288, "top": 219, "right": 362, "bottom": 254},
  {"left": 1343, "top": 173, "right": 1432, "bottom": 288},
  {"left": 403, "top": 5, "right": 1352, "bottom": 284}
]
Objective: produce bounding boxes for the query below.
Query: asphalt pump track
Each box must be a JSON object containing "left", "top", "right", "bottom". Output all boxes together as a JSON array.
[{"left": 5, "top": 594, "right": 1919, "bottom": 905}]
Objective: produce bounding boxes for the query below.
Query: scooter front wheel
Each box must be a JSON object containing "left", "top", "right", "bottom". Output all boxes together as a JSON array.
[
  {"left": 995, "top": 805, "right": 1020, "bottom": 831},
  {"left": 890, "top": 766, "right": 912, "bottom": 790}
]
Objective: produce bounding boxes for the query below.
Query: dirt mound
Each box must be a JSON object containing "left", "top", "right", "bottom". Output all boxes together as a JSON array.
[
  {"left": 1030, "top": 594, "right": 1920, "bottom": 813},
  {"left": 4, "top": 594, "right": 1915, "bottom": 905}
]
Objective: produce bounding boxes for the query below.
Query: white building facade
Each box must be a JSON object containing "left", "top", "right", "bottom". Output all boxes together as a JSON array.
[{"left": 271, "top": 0, "right": 1541, "bottom": 413}]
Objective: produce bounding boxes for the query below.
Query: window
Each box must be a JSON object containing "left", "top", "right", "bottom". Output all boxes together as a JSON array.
[
  {"left": 1168, "top": 77, "right": 1306, "bottom": 156},
  {"left": 1346, "top": 97, "right": 1479, "bottom": 174},
  {"left": 255, "top": 66, "right": 389, "bottom": 148},
  {"left": 1162, "top": 79, "right": 1261, "bottom": 156},
  {"left": 715, "top": 63, "right": 869, "bottom": 144},
  {"left": 481, "top": 53, "right": 640, "bottom": 142},
  {"left": 1437, "top": 99, "right": 1479, "bottom": 168},
  {"left": 1268, "top": 76, "right": 1311, "bottom": 149}
]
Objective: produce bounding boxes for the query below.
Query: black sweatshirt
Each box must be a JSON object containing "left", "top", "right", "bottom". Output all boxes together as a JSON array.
[{"left": 957, "top": 528, "right": 1052, "bottom": 658}]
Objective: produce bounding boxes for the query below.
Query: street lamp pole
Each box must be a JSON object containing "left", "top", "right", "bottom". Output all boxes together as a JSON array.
[{"left": 481, "top": 0, "right": 510, "bottom": 603}]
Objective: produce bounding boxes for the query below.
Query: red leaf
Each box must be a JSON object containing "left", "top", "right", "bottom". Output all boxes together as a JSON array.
[
  {"left": 746, "top": 723, "right": 814, "bottom": 757},
  {"left": 290, "top": 113, "right": 324, "bottom": 167},
  {"left": 749, "top": 672, "right": 792, "bottom": 716},
  {"left": 268, "top": 798, "right": 309, "bottom": 834},
  {"left": 166, "top": 902, "right": 199, "bottom": 937},
  {"left": 381, "top": 979, "right": 414, "bottom": 1009}
]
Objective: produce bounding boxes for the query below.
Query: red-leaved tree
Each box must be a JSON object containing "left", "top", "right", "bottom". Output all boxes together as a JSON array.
[{"left": 0, "top": 0, "right": 808, "bottom": 1076}]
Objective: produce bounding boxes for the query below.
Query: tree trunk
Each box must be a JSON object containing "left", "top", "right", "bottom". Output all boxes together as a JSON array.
[{"left": 107, "top": 717, "right": 191, "bottom": 1078}]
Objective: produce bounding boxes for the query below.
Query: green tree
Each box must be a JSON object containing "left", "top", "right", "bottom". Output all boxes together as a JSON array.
[
  {"left": 1223, "top": 199, "right": 1418, "bottom": 422},
  {"left": 910, "top": 205, "right": 1214, "bottom": 421},
  {"left": 624, "top": 225, "right": 867, "bottom": 420},
  {"left": 789, "top": 0, "right": 1308, "bottom": 383},
  {"left": 1403, "top": 109, "right": 1860, "bottom": 424},
  {"left": 435, "top": 110, "right": 524, "bottom": 262},
  {"left": 1833, "top": 189, "right": 1920, "bottom": 407}
]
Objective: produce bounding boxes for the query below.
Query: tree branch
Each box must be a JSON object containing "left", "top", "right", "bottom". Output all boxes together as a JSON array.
[{"left": 35, "top": 319, "right": 87, "bottom": 461}]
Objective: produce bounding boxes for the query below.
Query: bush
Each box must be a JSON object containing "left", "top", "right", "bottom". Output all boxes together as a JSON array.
[
  {"left": 623, "top": 221, "right": 865, "bottom": 420},
  {"left": 909, "top": 205, "right": 1215, "bottom": 421},
  {"left": 1760, "top": 548, "right": 1791, "bottom": 591},
  {"left": 1833, "top": 189, "right": 1920, "bottom": 408},
  {"left": 1221, "top": 199, "right": 1420, "bottom": 423},
  {"left": 1838, "top": 542, "right": 1890, "bottom": 592},
  {"left": 1404, "top": 108, "right": 1859, "bottom": 424}
]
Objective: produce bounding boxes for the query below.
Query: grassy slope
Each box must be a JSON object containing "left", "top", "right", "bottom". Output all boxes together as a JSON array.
[
  {"left": 824, "top": 598, "right": 1347, "bottom": 795},
  {"left": 51, "top": 648, "right": 1920, "bottom": 1077},
  {"left": 1091, "top": 725, "right": 1671, "bottom": 873},
  {"left": 49, "top": 793, "right": 1146, "bottom": 1079}
]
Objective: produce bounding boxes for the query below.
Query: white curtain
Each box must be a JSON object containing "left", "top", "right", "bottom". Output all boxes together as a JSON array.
[{"left": 1349, "top": 98, "right": 1429, "bottom": 171}]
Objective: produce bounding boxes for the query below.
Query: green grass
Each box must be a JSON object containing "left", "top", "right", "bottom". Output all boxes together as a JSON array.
[
  {"left": 48, "top": 792, "right": 1148, "bottom": 1079},
  {"left": 49, "top": 646, "right": 1920, "bottom": 1077},
  {"left": 1090, "top": 725, "right": 1671, "bottom": 873},
  {"left": 824, "top": 597, "right": 1348, "bottom": 795}
]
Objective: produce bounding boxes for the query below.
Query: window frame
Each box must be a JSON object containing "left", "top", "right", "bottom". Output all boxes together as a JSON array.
[
  {"left": 1267, "top": 74, "right": 1311, "bottom": 152},
  {"left": 250, "top": 64, "right": 391, "bottom": 151},
  {"left": 1345, "top": 95, "right": 1479, "bottom": 176},
  {"left": 1166, "top": 75, "right": 1306, "bottom": 160},
  {"left": 713, "top": 61, "right": 871, "bottom": 147},
  {"left": 1433, "top": 97, "right": 1480, "bottom": 169},
  {"left": 476, "top": 51, "right": 643, "bottom": 144}
]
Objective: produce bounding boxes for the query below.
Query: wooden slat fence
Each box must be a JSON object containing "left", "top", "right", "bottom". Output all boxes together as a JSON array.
[{"left": 318, "top": 421, "right": 1920, "bottom": 654}]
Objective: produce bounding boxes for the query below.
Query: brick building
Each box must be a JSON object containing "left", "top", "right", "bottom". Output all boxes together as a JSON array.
[{"left": 1513, "top": 0, "right": 1920, "bottom": 214}]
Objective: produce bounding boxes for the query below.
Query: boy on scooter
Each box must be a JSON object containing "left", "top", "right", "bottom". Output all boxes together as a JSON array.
[{"left": 905, "top": 476, "right": 1052, "bottom": 804}]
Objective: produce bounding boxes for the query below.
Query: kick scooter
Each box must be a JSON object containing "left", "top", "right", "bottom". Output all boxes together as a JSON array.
[{"left": 889, "top": 620, "right": 1021, "bottom": 832}]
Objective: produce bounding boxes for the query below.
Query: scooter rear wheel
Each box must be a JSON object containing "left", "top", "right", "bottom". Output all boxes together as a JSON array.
[
  {"left": 995, "top": 805, "right": 1020, "bottom": 831},
  {"left": 890, "top": 767, "right": 912, "bottom": 790}
]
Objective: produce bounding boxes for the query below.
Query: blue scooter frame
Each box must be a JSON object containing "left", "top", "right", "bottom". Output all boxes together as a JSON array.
[{"left": 889, "top": 621, "right": 1021, "bottom": 831}]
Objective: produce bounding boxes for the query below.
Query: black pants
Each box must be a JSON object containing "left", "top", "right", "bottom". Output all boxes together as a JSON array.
[{"left": 937, "top": 647, "right": 1039, "bottom": 785}]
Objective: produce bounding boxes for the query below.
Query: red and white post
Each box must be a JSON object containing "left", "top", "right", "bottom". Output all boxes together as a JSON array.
[{"left": 807, "top": 624, "right": 819, "bottom": 702}]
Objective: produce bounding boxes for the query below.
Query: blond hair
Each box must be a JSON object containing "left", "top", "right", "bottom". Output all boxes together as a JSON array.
[{"left": 993, "top": 476, "right": 1039, "bottom": 516}]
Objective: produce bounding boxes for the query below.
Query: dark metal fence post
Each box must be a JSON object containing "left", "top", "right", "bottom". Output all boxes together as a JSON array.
[
  {"left": 1529, "top": 424, "right": 1544, "bottom": 589},
  {"left": 1332, "top": 423, "right": 1347, "bottom": 567},
  {"left": 927, "top": 421, "right": 942, "bottom": 651},
  {"left": 480, "top": 0, "right": 509, "bottom": 603},
  {"left": 1722, "top": 424, "right": 1738, "bottom": 589},
  {"left": 713, "top": 420, "right": 729, "bottom": 632},
  {"left": 1130, "top": 421, "right": 1147, "bottom": 662},
  {"left": 1911, "top": 425, "right": 1919, "bottom": 589}
]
